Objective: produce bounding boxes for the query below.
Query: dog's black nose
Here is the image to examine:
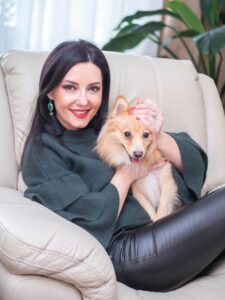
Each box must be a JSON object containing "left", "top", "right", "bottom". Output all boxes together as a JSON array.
[{"left": 133, "top": 151, "right": 143, "bottom": 159}]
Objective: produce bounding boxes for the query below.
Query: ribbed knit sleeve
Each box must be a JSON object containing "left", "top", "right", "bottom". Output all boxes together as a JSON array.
[
  {"left": 22, "top": 134, "right": 120, "bottom": 248},
  {"left": 169, "top": 132, "right": 208, "bottom": 204}
]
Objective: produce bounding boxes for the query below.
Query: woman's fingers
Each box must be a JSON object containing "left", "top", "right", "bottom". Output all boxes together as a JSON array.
[
  {"left": 133, "top": 98, "right": 159, "bottom": 118},
  {"left": 130, "top": 98, "right": 163, "bottom": 135}
]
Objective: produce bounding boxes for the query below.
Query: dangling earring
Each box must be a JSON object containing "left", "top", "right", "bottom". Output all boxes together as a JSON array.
[{"left": 47, "top": 99, "right": 54, "bottom": 116}]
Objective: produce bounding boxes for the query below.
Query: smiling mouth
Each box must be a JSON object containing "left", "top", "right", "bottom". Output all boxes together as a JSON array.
[
  {"left": 129, "top": 156, "right": 140, "bottom": 163},
  {"left": 70, "top": 109, "right": 90, "bottom": 119},
  {"left": 121, "top": 144, "right": 140, "bottom": 164}
]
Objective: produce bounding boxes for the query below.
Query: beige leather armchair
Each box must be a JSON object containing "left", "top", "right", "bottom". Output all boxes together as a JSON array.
[{"left": 0, "top": 49, "right": 225, "bottom": 300}]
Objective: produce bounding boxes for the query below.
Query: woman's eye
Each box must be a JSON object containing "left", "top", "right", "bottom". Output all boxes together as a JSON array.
[
  {"left": 143, "top": 132, "right": 149, "bottom": 139},
  {"left": 89, "top": 86, "right": 100, "bottom": 92},
  {"left": 63, "top": 84, "right": 75, "bottom": 91}
]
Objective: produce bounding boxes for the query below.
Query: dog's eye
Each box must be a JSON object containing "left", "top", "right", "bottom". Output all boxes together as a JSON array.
[
  {"left": 143, "top": 132, "right": 150, "bottom": 139},
  {"left": 124, "top": 131, "right": 131, "bottom": 138}
]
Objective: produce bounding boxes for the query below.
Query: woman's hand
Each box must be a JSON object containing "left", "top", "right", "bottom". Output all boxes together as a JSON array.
[{"left": 132, "top": 98, "right": 163, "bottom": 139}]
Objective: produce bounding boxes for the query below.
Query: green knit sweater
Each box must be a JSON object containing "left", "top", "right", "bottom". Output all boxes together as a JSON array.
[{"left": 22, "top": 127, "right": 207, "bottom": 249}]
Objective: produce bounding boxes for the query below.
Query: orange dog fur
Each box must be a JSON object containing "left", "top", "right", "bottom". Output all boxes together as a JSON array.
[{"left": 95, "top": 96, "right": 182, "bottom": 221}]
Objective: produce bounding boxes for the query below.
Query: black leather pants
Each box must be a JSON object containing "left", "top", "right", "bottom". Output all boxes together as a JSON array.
[{"left": 107, "top": 187, "right": 225, "bottom": 292}]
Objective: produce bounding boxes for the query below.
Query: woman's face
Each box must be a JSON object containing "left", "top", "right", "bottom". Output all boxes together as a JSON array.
[{"left": 48, "top": 62, "right": 103, "bottom": 130}]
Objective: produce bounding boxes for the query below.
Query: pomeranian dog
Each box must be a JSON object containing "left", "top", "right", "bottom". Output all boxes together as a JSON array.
[{"left": 95, "top": 96, "right": 183, "bottom": 221}]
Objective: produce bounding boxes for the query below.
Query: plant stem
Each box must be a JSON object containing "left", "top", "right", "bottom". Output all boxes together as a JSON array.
[
  {"left": 221, "top": 82, "right": 225, "bottom": 99},
  {"left": 199, "top": 52, "right": 210, "bottom": 76},
  {"left": 215, "top": 51, "right": 223, "bottom": 85},
  {"left": 209, "top": 54, "right": 216, "bottom": 80},
  {"left": 179, "top": 36, "right": 199, "bottom": 71},
  {"left": 150, "top": 33, "right": 179, "bottom": 59},
  {"left": 167, "top": 25, "right": 200, "bottom": 72},
  {"left": 161, "top": 45, "right": 180, "bottom": 59}
]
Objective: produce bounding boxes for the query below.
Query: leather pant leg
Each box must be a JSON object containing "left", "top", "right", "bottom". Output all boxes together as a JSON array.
[{"left": 107, "top": 187, "right": 225, "bottom": 292}]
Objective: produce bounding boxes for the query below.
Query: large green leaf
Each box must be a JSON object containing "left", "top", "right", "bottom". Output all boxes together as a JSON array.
[
  {"left": 193, "top": 24, "right": 225, "bottom": 54},
  {"left": 115, "top": 9, "right": 181, "bottom": 30},
  {"left": 200, "top": 0, "right": 225, "bottom": 28},
  {"left": 115, "top": 23, "right": 140, "bottom": 37},
  {"left": 167, "top": 0, "right": 205, "bottom": 33},
  {"left": 173, "top": 29, "right": 199, "bottom": 38},
  {"left": 159, "top": 29, "right": 198, "bottom": 48},
  {"left": 102, "top": 21, "right": 165, "bottom": 52}
]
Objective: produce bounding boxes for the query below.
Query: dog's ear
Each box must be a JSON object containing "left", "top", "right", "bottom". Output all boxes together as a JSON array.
[{"left": 112, "top": 96, "right": 129, "bottom": 116}]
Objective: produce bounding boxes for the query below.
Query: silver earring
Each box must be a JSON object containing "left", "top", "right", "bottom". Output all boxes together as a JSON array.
[{"left": 47, "top": 100, "right": 54, "bottom": 116}]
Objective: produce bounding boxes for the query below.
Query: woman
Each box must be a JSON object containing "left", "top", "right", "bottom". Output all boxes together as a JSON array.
[{"left": 21, "top": 39, "right": 225, "bottom": 292}]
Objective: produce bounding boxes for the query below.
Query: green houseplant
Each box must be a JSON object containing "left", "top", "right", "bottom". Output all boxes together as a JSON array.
[{"left": 102, "top": 0, "right": 225, "bottom": 107}]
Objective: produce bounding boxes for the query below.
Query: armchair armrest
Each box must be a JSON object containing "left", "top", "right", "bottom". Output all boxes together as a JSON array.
[
  {"left": 198, "top": 74, "right": 225, "bottom": 194},
  {"left": 0, "top": 187, "right": 117, "bottom": 300}
]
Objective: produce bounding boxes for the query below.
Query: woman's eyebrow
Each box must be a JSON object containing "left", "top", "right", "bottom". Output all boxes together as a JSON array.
[
  {"left": 88, "top": 82, "right": 101, "bottom": 85},
  {"left": 62, "top": 80, "right": 101, "bottom": 85},
  {"left": 62, "top": 80, "right": 77, "bottom": 84}
]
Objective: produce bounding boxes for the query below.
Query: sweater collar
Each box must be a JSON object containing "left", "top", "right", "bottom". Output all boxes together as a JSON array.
[
  {"left": 52, "top": 117, "right": 97, "bottom": 142},
  {"left": 62, "top": 127, "right": 97, "bottom": 142}
]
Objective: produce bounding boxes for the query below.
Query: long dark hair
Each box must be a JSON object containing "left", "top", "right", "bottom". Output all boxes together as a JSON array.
[{"left": 21, "top": 40, "right": 110, "bottom": 165}]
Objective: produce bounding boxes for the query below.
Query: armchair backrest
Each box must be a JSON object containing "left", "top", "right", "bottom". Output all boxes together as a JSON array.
[{"left": 0, "top": 50, "right": 225, "bottom": 193}]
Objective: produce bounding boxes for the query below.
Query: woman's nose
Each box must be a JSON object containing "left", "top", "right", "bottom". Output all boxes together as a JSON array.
[{"left": 76, "top": 91, "right": 88, "bottom": 105}]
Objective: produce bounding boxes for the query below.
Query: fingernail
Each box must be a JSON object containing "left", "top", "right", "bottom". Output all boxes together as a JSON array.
[
  {"left": 128, "top": 106, "right": 135, "bottom": 115},
  {"left": 136, "top": 98, "right": 143, "bottom": 104}
]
